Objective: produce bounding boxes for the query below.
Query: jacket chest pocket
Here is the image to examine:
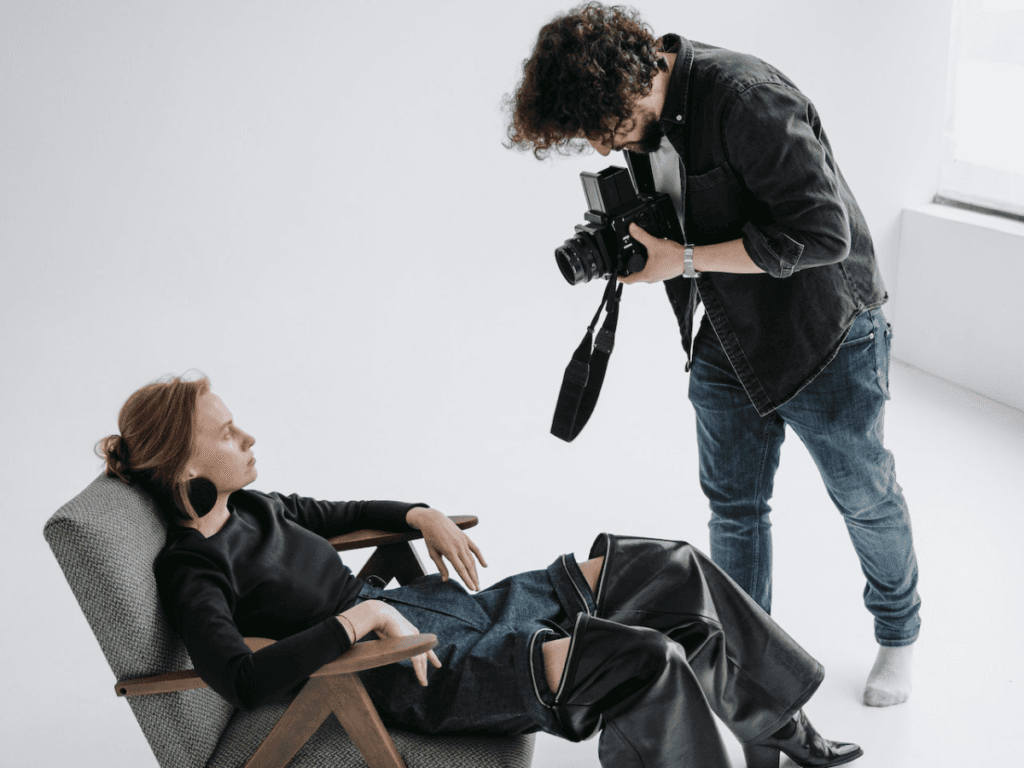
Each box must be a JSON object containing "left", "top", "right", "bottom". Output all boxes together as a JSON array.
[{"left": 686, "top": 162, "right": 744, "bottom": 242}]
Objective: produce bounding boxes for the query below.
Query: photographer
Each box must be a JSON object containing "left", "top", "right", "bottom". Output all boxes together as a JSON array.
[{"left": 505, "top": 2, "right": 920, "bottom": 707}]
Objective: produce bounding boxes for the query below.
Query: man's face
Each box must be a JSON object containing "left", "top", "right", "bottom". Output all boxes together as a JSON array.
[{"left": 586, "top": 106, "right": 664, "bottom": 156}]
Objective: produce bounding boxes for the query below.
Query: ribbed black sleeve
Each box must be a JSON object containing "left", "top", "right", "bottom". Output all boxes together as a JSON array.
[{"left": 154, "top": 489, "right": 425, "bottom": 710}]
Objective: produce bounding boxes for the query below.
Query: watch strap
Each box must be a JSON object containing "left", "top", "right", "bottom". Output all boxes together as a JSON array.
[{"left": 683, "top": 244, "right": 700, "bottom": 278}]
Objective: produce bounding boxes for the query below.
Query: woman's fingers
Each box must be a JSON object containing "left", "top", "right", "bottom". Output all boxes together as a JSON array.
[
  {"left": 450, "top": 544, "right": 479, "bottom": 591},
  {"left": 411, "top": 651, "right": 442, "bottom": 686},
  {"left": 430, "top": 542, "right": 475, "bottom": 591},
  {"left": 430, "top": 548, "right": 450, "bottom": 582},
  {"left": 430, "top": 533, "right": 485, "bottom": 591},
  {"left": 417, "top": 511, "right": 488, "bottom": 591},
  {"left": 469, "top": 539, "right": 488, "bottom": 568},
  {"left": 378, "top": 605, "right": 441, "bottom": 686},
  {"left": 412, "top": 649, "right": 444, "bottom": 686},
  {"left": 413, "top": 653, "right": 428, "bottom": 686}
]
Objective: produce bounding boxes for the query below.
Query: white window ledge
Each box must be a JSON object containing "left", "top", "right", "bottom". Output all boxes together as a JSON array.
[
  {"left": 893, "top": 203, "right": 1024, "bottom": 412},
  {"left": 921, "top": 201, "right": 1024, "bottom": 237}
]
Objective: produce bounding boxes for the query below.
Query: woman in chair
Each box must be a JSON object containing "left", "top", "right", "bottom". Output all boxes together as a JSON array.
[{"left": 98, "top": 373, "right": 862, "bottom": 768}]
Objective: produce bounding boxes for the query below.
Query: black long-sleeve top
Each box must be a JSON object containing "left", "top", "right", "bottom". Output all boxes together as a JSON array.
[{"left": 153, "top": 489, "right": 422, "bottom": 710}]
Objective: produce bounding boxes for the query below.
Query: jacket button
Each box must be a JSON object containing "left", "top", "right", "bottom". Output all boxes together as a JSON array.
[{"left": 676, "top": 114, "right": 683, "bottom": 121}]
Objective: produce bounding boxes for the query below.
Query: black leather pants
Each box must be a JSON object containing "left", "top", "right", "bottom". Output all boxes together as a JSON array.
[{"left": 551, "top": 534, "right": 824, "bottom": 767}]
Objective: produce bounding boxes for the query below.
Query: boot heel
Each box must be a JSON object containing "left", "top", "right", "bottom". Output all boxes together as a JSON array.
[{"left": 743, "top": 743, "right": 780, "bottom": 768}]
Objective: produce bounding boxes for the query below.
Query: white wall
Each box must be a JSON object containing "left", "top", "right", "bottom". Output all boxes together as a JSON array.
[{"left": 1, "top": 1, "right": 957, "bottom": 765}]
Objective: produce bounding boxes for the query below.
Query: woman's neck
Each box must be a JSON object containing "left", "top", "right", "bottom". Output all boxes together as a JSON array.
[{"left": 181, "top": 494, "right": 233, "bottom": 538}]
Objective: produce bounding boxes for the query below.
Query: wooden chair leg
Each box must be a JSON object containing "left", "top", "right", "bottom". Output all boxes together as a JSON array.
[
  {"left": 243, "top": 678, "right": 334, "bottom": 768},
  {"left": 358, "top": 541, "right": 427, "bottom": 586},
  {"left": 323, "top": 673, "right": 407, "bottom": 768}
]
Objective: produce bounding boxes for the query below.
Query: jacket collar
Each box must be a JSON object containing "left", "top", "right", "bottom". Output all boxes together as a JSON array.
[{"left": 658, "top": 34, "right": 694, "bottom": 128}]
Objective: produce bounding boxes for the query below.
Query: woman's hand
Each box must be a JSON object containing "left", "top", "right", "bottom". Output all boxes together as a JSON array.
[
  {"left": 406, "top": 507, "right": 487, "bottom": 591},
  {"left": 338, "top": 600, "right": 441, "bottom": 686}
]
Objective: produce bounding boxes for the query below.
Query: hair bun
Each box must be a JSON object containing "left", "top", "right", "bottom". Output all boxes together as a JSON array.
[{"left": 97, "top": 434, "right": 132, "bottom": 483}]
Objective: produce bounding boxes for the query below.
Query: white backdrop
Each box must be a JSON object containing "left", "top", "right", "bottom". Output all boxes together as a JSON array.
[{"left": 1, "top": 1, "right": 954, "bottom": 765}]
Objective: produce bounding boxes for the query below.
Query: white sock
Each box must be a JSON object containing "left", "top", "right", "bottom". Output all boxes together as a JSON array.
[{"left": 863, "top": 643, "right": 914, "bottom": 706}]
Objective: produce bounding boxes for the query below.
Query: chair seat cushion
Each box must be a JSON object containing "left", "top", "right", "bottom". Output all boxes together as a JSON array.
[{"left": 206, "top": 694, "right": 536, "bottom": 768}]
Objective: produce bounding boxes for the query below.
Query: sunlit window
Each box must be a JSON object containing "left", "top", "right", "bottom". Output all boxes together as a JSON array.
[{"left": 936, "top": 0, "right": 1024, "bottom": 220}]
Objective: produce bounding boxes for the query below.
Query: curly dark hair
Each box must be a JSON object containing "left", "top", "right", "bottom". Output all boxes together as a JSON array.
[{"left": 504, "top": 2, "right": 665, "bottom": 159}]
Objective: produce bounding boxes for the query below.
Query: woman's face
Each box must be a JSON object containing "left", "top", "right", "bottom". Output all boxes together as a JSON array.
[{"left": 184, "top": 390, "right": 257, "bottom": 495}]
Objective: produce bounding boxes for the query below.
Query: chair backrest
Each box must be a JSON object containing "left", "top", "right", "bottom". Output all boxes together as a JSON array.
[{"left": 44, "top": 474, "right": 233, "bottom": 768}]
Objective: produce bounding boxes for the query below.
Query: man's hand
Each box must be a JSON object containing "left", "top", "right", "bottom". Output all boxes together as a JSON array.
[
  {"left": 622, "top": 226, "right": 764, "bottom": 279},
  {"left": 619, "top": 222, "right": 687, "bottom": 284},
  {"left": 406, "top": 507, "right": 487, "bottom": 591}
]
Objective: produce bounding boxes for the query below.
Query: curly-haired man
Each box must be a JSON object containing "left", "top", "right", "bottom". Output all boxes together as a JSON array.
[{"left": 506, "top": 2, "right": 920, "bottom": 707}]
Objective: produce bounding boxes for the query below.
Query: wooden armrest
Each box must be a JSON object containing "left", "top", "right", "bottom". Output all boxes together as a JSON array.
[
  {"left": 311, "top": 635, "right": 436, "bottom": 676},
  {"left": 328, "top": 515, "right": 478, "bottom": 552},
  {"left": 115, "top": 669, "right": 208, "bottom": 697},
  {"left": 114, "top": 634, "right": 437, "bottom": 697}
]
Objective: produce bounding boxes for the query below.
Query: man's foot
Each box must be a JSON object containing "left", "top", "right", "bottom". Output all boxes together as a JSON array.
[{"left": 863, "top": 643, "right": 914, "bottom": 706}]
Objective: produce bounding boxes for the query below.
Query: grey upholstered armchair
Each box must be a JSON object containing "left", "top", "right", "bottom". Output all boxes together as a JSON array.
[{"left": 44, "top": 474, "right": 535, "bottom": 768}]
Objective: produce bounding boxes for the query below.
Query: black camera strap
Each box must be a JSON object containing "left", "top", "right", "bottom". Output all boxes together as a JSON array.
[{"left": 551, "top": 278, "right": 623, "bottom": 442}]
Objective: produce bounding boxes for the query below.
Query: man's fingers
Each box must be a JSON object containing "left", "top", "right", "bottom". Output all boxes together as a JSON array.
[
  {"left": 429, "top": 650, "right": 442, "bottom": 669},
  {"left": 628, "top": 222, "right": 652, "bottom": 242}
]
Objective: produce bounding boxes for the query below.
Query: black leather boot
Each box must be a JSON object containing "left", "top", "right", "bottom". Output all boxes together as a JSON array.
[
  {"left": 743, "top": 710, "right": 863, "bottom": 767},
  {"left": 587, "top": 534, "right": 825, "bottom": 745},
  {"left": 553, "top": 613, "right": 731, "bottom": 768}
]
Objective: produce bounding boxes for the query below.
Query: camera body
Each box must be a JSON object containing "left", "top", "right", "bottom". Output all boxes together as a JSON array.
[{"left": 555, "top": 165, "right": 682, "bottom": 285}]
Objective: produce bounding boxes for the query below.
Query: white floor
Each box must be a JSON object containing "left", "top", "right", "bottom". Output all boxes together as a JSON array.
[
  {"left": 14, "top": 359, "right": 1024, "bottom": 767},
  {"left": 528, "top": 359, "right": 1024, "bottom": 768}
]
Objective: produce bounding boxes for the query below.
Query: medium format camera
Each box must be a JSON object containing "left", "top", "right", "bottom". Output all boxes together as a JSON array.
[{"left": 555, "top": 165, "right": 682, "bottom": 285}]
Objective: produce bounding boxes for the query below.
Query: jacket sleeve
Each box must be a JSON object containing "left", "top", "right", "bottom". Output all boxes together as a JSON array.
[
  {"left": 156, "top": 551, "right": 352, "bottom": 711},
  {"left": 268, "top": 492, "right": 424, "bottom": 539},
  {"left": 722, "top": 82, "right": 852, "bottom": 277}
]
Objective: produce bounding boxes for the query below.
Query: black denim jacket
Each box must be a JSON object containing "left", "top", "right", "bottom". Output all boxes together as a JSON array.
[{"left": 636, "top": 35, "right": 887, "bottom": 415}]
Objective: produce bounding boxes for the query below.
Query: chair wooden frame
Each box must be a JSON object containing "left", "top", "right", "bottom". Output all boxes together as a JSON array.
[{"left": 115, "top": 516, "right": 478, "bottom": 768}]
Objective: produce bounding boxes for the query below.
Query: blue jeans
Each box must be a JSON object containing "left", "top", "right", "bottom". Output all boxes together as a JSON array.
[{"left": 688, "top": 308, "right": 921, "bottom": 646}]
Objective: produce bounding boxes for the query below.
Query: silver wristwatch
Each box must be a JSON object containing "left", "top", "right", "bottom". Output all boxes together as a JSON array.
[{"left": 683, "top": 244, "right": 700, "bottom": 278}]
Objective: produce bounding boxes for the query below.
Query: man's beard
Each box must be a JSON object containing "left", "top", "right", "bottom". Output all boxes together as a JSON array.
[{"left": 630, "top": 115, "right": 665, "bottom": 154}]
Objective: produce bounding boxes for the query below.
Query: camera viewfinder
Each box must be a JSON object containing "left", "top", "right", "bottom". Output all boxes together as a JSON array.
[{"left": 581, "top": 167, "right": 638, "bottom": 215}]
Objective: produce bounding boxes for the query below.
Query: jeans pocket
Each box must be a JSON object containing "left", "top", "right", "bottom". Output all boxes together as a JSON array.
[{"left": 840, "top": 310, "right": 875, "bottom": 348}]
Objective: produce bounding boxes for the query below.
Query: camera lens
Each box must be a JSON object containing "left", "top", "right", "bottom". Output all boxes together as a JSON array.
[{"left": 555, "top": 232, "right": 602, "bottom": 285}]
